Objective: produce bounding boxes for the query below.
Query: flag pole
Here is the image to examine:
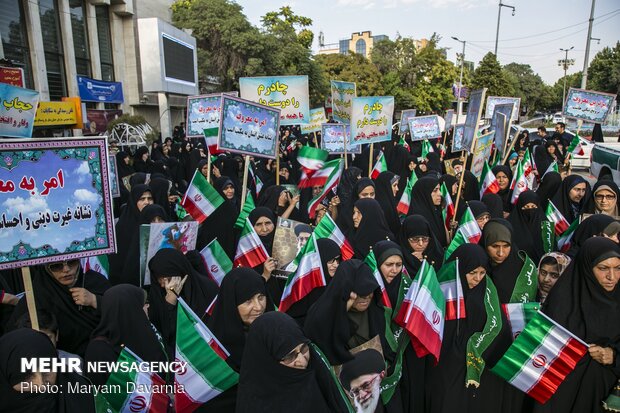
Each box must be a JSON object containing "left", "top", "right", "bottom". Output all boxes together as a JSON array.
[
  {"left": 21, "top": 267, "right": 39, "bottom": 331},
  {"left": 241, "top": 155, "right": 250, "bottom": 210},
  {"left": 206, "top": 148, "right": 212, "bottom": 184},
  {"left": 501, "top": 133, "right": 519, "bottom": 165},
  {"left": 452, "top": 146, "right": 471, "bottom": 228},
  {"left": 368, "top": 143, "right": 374, "bottom": 177},
  {"left": 343, "top": 130, "right": 348, "bottom": 169}
]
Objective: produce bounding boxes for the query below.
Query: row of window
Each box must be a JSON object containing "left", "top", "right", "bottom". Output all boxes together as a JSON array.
[{"left": 1, "top": 0, "right": 114, "bottom": 102}]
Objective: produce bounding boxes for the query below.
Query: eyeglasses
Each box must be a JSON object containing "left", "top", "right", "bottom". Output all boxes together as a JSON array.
[
  {"left": 349, "top": 374, "right": 381, "bottom": 398},
  {"left": 408, "top": 236, "right": 430, "bottom": 244},
  {"left": 595, "top": 194, "right": 616, "bottom": 201},
  {"left": 47, "top": 259, "right": 80, "bottom": 272},
  {"left": 280, "top": 343, "right": 310, "bottom": 365}
]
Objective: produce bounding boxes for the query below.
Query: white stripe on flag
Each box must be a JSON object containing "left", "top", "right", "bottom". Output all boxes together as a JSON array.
[{"left": 175, "top": 349, "right": 220, "bottom": 404}]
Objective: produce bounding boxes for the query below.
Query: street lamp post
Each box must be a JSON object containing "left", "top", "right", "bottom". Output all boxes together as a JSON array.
[
  {"left": 452, "top": 37, "right": 466, "bottom": 123},
  {"left": 559, "top": 47, "right": 575, "bottom": 110},
  {"left": 495, "top": 1, "right": 516, "bottom": 56}
]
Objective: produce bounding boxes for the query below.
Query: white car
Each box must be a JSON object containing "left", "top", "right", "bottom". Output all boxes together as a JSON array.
[
  {"left": 552, "top": 112, "right": 564, "bottom": 124},
  {"left": 522, "top": 128, "right": 592, "bottom": 169}
]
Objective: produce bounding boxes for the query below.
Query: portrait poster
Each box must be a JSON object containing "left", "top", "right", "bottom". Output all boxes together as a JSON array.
[
  {"left": 0, "top": 138, "right": 115, "bottom": 269},
  {"left": 461, "top": 88, "right": 487, "bottom": 153},
  {"left": 492, "top": 111, "right": 509, "bottom": 157},
  {"left": 451, "top": 124, "right": 466, "bottom": 153},
  {"left": 444, "top": 109, "right": 455, "bottom": 131},
  {"left": 108, "top": 154, "right": 120, "bottom": 198},
  {"left": 218, "top": 95, "right": 280, "bottom": 159},
  {"left": 562, "top": 88, "right": 616, "bottom": 123},
  {"left": 331, "top": 80, "right": 356, "bottom": 124},
  {"left": 320, "top": 123, "right": 361, "bottom": 154},
  {"left": 350, "top": 96, "right": 394, "bottom": 146},
  {"left": 271, "top": 217, "right": 314, "bottom": 278},
  {"left": 239, "top": 75, "right": 309, "bottom": 126},
  {"left": 398, "top": 109, "right": 417, "bottom": 134},
  {"left": 408, "top": 115, "right": 442, "bottom": 141},
  {"left": 471, "top": 131, "right": 495, "bottom": 179}
]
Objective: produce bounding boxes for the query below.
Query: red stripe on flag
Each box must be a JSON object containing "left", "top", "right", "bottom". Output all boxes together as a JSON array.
[
  {"left": 279, "top": 268, "right": 324, "bottom": 313},
  {"left": 234, "top": 246, "right": 268, "bottom": 268},
  {"left": 397, "top": 301, "right": 443, "bottom": 363},
  {"left": 174, "top": 383, "right": 200, "bottom": 413},
  {"left": 444, "top": 298, "right": 465, "bottom": 321},
  {"left": 527, "top": 337, "right": 588, "bottom": 404},
  {"left": 209, "top": 339, "right": 229, "bottom": 361},
  {"left": 182, "top": 197, "right": 207, "bottom": 224},
  {"left": 340, "top": 241, "right": 354, "bottom": 261}
]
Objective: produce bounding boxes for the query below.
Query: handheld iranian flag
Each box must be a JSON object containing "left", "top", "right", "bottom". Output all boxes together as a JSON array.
[
  {"left": 444, "top": 206, "right": 481, "bottom": 260},
  {"left": 313, "top": 212, "right": 354, "bottom": 260},
  {"left": 557, "top": 219, "right": 578, "bottom": 252},
  {"left": 421, "top": 139, "right": 434, "bottom": 159},
  {"left": 308, "top": 160, "right": 343, "bottom": 218},
  {"left": 182, "top": 170, "right": 225, "bottom": 224},
  {"left": 175, "top": 298, "right": 239, "bottom": 413},
  {"left": 300, "top": 158, "right": 342, "bottom": 189},
  {"left": 102, "top": 347, "right": 169, "bottom": 413},
  {"left": 234, "top": 218, "right": 269, "bottom": 268},
  {"left": 203, "top": 127, "right": 220, "bottom": 155},
  {"left": 510, "top": 160, "right": 528, "bottom": 205},
  {"left": 249, "top": 163, "right": 263, "bottom": 197},
  {"left": 522, "top": 148, "right": 534, "bottom": 177},
  {"left": 545, "top": 201, "right": 569, "bottom": 236},
  {"left": 437, "top": 259, "right": 465, "bottom": 320},
  {"left": 398, "top": 135, "right": 410, "bottom": 152},
  {"left": 440, "top": 182, "right": 455, "bottom": 230},
  {"left": 394, "top": 260, "right": 445, "bottom": 363},
  {"left": 479, "top": 160, "right": 500, "bottom": 198},
  {"left": 567, "top": 134, "right": 584, "bottom": 156},
  {"left": 297, "top": 146, "right": 329, "bottom": 175},
  {"left": 364, "top": 249, "right": 392, "bottom": 308},
  {"left": 397, "top": 169, "right": 418, "bottom": 215},
  {"left": 200, "top": 238, "right": 233, "bottom": 286},
  {"left": 491, "top": 311, "right": 588, "bottom": 404},
  {"left": 81, "top": 255, "right": 109, "bottom": 279},
  {"left": 541, "top": 161, "right": 559, "bottom": 180},
  {"left": 370, "top": 151, "right": 387, "bottom": 179},
  {"left": 279, "top": 235, "right": 326, "bottom": 312},
  {"left": 502, "top": 302, "right": 540, "bottom": 341},
  {"left": 234, "top": 192, "right": 256, "bottom": 230}
]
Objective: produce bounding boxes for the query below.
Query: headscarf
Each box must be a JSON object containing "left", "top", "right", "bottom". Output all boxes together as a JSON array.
[
  {"left": 257, "top": 185, "right": 287, "bottom": 216},
  {"left": 482, "top": 193, "right": 504, "bottom": 219},
  {"left": 387, "top": 145, "right": 412, "bottom": 196},
  {"left": 584, "top": 179, "right": 620, "bottom": 216},
  {"left": 461, "top": 170, "right": 481, "bottom": 202},
  {"left": 398, "top": 214, "right": 444, "bottom": 276},
  {"left": 551, "top": 175, "right": 591, "bottom": 224},
  {"left": 533, "top": 140, "right": 563, "bottom": 176},
  {"left": 317, "top": 238, "right": 341, "bottom": 277},
  {"left": 468, "top": 200, "right": 489, "bottom": 220},
  {"left": 407, "top": 176, "right": 447, "bottom": 247},
  {"left": 482, "top": 219, "right": 524, "bottom": 303},
  {"left": 373, "top": 171, "right": 401, "bottom": 236},
  {"left": 566, "top": 214, "right": 616, "bottom": 258},
  {"left": 354, "top": 177, "right": 375, "bottom": 197},
  {"left": 508, "top": 190, "right": 545, "bottom": 263},
  {"left": 349, "top": 198, "right": 395, "bottom": 258},
  {"left": 133, "top": 146, "right": 152, "bottom": 173},
  {"left": 373, "top": 240, "right": 404, "bottom": 307},
  {"left": 236, "top": 312, "right": 330, "bottom": 413},
  {"left": 425, "top": 152, "right": 443, "bottom": 176},
  {"left": 149, "top": 177, "right": 173, "bottom": 221},
  {"left": 207, "top": 268, "right": 270, "bottom": 370},
  {"left": 439, "top": 174, "right": 458, "bottom": 197},
  {"left": 248, "top": 207, "right": 277, "bottom": 254},
  {"left": 536, "top": 171, "right": 562, "bottom": 210},
  {"left": 492, "top": 165, "right": 513, "bottom": 215},
  {"left": 115, "top": 151, "right": 134, "bottom": 178}
]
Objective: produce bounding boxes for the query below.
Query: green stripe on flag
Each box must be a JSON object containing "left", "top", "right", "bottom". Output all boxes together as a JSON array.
[
  {"left": 191, "top": 173, "right": 225, "bottom": 209},
  {"left": 203, "top": 127, "right": 218, "bottom": 138},
  {"left": 103, "top": 348, "right": 139, "bottom": 409}
]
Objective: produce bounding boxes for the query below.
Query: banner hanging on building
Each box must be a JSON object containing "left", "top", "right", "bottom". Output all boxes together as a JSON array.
[{"left": 77, "top": 76, "right": 124, "bottom": 103}]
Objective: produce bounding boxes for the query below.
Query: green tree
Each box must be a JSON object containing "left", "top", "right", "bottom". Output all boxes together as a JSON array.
[
  {"left": 551, "top": 72, "right": 582, "bottom": 110},
  {"left": 315, "top": 53, "right": 385, "bottom": 97},
  {"left": 471, "top": 52, "right": 515, "bottom": 97},
  {"left": 503, "top": 63, "right": 554, "bottom": 115},
  {"left": 587, "top": 42, "right": 620, "bottom": 99}
]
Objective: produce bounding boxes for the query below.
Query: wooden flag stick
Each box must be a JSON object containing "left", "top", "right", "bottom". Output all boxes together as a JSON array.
[
  {"left": 343, "top": 131, "right": 348, "bottom": 169},
  {"left": 241, "top": 155, "right": 250, "bottom": 209},
  {"left": 368, "top": 143, "right": 374, "bottom": 177},
  {"left": 206, "top": 149, "right": 212, "bottom": 184},
  {"left": 21, "top": 266, "right": 39, "bottom": 331}
]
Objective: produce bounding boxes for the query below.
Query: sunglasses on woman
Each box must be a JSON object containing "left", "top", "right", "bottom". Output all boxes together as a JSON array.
[{"left": 47, "top": 259, "right": 80, "bottom": 272}]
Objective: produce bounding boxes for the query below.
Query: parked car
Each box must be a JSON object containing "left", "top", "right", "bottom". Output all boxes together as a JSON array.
[
  {"left": 552, "top": 112, "right": 564, "bottom": 124},
  {"left": 590, "top": 142, "right": 620, "bottom": 184}
]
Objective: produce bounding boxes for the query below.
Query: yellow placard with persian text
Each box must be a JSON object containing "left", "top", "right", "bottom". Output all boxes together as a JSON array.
[{"left": 34, "top": 101, "right": 78, "bottom": 126}]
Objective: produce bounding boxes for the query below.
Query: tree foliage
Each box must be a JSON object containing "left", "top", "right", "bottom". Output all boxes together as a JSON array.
[
  {"left": 471, "top": 53, "right": 515, "bottom": 97},
  {"left": 587, "top": 42, "right": 620, "bottom": 99},
  {"left": 315, "top": 53, "right": 385, "bottom": 98},
  {"left": 503, "top": 63, "right": 554, "bottom": 115}
]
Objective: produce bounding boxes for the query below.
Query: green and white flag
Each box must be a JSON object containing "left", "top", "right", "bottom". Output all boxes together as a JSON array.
[
  {"left": 182, "top": 170, "right": 225, "bottom": 224},
  {"left": 235, "top": 192, "right": 256, "bottom": 230},
  {"left": 199, "top": 238, "right": 233, "bottom": 286}
]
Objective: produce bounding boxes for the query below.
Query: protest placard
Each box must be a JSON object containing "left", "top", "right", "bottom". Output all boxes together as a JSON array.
[
  {"left": 471, "top": 131, "right": 496, "bottom": 178},
  {"left": 34, "top": 101, "right": 78, "bottom": 127},
  {"left": 408, "top": 115, "right": 442, "bottom": 141},
  {"left": 562, "top": 87, "right": 616, "bottom": 123},
  {"left": 321, "top": 123, "right": 362, "bottom": 154},
  {"left": 399, "top": 109, "right": 417, "bottom": 134},
  {"left": 331, "top": 80, "right": 356, "bottom": 124},
  {"left": 218, "top": 95, "right": 280, "bottom": 159},
  {"left": 240, "top": 76, "right": 309, "bottom": 126},
  {"left": 451, "top": 124, "right": 465, "bottom": 153},
  {"left": 300, "top": 108, "right": 327, "bottom": 134},
  {"left": 139, "top": 221, "right": 198, "bottom": 286},
  {"left": 108, "top": 154, "right": 120, "bottom": 198},
  {"left": 350, "top": 96, "right": 394, "bottom": 146},
  {"left": 444, "top": 109, "right": 455, "bottom": 131},
  {"left": 186, "top": 92, "right": 238, "bottom": 138},
  {"left": 460, "top": 88, "right": 487, "bottom": 153},
  {"left": 491, "top": 104, "right": 512, "bottom": 156},
  {"left": 271, "top": 217, "right": 313, "bottom": 277},
  {"left": 0, "top": 138, "right": 115, "bottom": 269},
  {"left": 485, "top": 96, "right": 520, "bottom": 122},
  {"left": 0, "top": 84, "right": 39, "bottom": 138}
]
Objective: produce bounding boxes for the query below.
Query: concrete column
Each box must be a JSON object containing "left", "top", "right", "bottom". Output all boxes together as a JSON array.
[
  {"left": 22, "top": 0, "right": 50, "bottom": 100},
  {"left": 85, "top": 2, "right": 104, "bottom": 110},
  {"left": 57, "top": 0, "right": 79, "bottom": 98},
  {"left": 158, "top": 92, "right": 171, "bottom": 139}
]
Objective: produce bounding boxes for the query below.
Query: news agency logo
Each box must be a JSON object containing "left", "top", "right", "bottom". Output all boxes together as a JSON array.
[
  {"left": 22, "top": 357, "right": 81, "bottom": 373},
  {"left": 21, "top": 358, "right": 187, "bottom": 374}
]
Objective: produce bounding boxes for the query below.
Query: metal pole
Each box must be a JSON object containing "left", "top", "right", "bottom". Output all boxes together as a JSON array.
[
  {"left": 494, "top": 1, "right": 502, "bottom": 56},
  {"left": 562, "top": 49, "right": 569, "bottom": 109},
  {"left": 452, "top": 37, "right": 466, "bottom": 123},
  {"left": 581, "top": 0, "right": 596, "bottom": 89}
]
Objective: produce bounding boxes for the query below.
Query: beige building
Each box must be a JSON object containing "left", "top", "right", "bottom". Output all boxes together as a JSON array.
[{"left": 318, "top": 31, "right": 429, "bottom": 61}]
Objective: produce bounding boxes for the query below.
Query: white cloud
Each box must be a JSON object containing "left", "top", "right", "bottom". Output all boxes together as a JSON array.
[
  {"left": 3, "top": 196, "right": 48, "bottom": 216},
  {"left": 74, "top": 162, "right": 90, "bottom": 175},
  {"left": 73, "top": 189, "right": 100, "bottom": 203}
]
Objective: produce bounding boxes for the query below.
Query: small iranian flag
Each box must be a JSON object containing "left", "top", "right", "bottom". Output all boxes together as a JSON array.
[
  {"left": 510, "top": 160, "right": 528, "bottom": 205},
  {"left": 567, "top": 134, "right": 584, "bottom": 156},
  {"left": 102, "top": 347, "right": 169, "bottom": 413},
  {"left": 364, "top": 250, "right": 392, "bottom": 308},
  {"left": 394, "top": 260, "right": 445, "bottom": 363},
  {"left": 398, "top": 135, "right": 410, "bottom": 151},
  {"left": 557, "top": 219, "right": 578, "bottom": 252},
  {"left": 175, "top": 298, "right": 239, "bottom": 413},
  {"left": 81, "top": 255, "right": 109, "bottom": 279},
  {"left": 200, "top": 239, "right": 233, "bottom": 286},
  {"left": 545, "top": 201, "right": 570, "bottom": 236},
  {"left": 437, "top": 259, "right": 465, "bottom": 320},
  {"left": 502, "top": 302, "right": 540, "bottom": 341},
  {"left": 444, "top": 206, "right": 481, "bottom": 260},
  {"left": 479, "top": 160, "right": 500, "bottom": 198},
  {"left": 398, "top": 169, "right": 418, "bottom": 215},
  {"left": 279, "top": 236, "right": 326, "bottom": 313},
  {"left": 249, "top": 163, "right": 263, "bottom": 197},
  {"left": 440, "top": 182, "right": 455, "bottom": 230},
  {"left": 421, "top": 139, "right": 434, "bottom": 159},
  {"left": 298, "top": 146, "right": 329, "bottom": 174},
  {"left": 300, "top": 158, "right": 342, "bottom": 189},
  {"left": 308, "top": 160, "right": 343, "bottom": 219},
  {"left": 370, "top": 151, "right": 387, "bottom": 179},
  {"left": 203, "top": 127, "right": 220, "bottom": 155},
  {"left": 541, "top": 161, "right": 559, "bottom": 180},
  {"left": 313, "top": 212, "right": 354, "bottom": 260},
  {"left": 234, "top": 218, "right": 269, "bottom": 268},
  {"left": 182, "top": 170, "right": 225, "bottom": 224},
  {"left": 234, "top": 192, "right": 256, "bottom": 230},
  {"left": 491, "top": 311, "right": 588, "bottom": 404},
  {"left": 523, "top": 148, "right": 534, "bottom": 177}
]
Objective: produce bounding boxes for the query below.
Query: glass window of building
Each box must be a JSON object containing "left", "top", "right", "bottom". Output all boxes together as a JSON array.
[
  {"left": 69, "top": 0, "right": 91, "bottom": 78},
  {"left": 95, "top": 6, "right": 114, "bottom": 81},
  {"left": 355, "top": 39, "right": 366, "bottom": 57},
  {"left": 40, "top": 0, "right": 67, "bottom": 100},
  {"left": 339, "top": 39, "right": 349, "bottom": 55},
  {"left": 0, "top": 0, "right": 33, "bottom": 88}
]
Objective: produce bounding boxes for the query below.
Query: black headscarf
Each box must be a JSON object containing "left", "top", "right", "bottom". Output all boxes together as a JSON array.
[
  {"left": 248, "top": 207, "right": 277, "bottom": 254},
  {"left": 336, "top": 167, "right": 363, "bottom": 232},
  {"left": 565, "top": 214, "right": 616, "bottom": 258},
  {"left": 149, "top": 177, "right": 173, "bottom": 221},
  {"left": 349, "top": 198, "right": 395, "bottom": 258},
  {"left": 237, "top": 312, "right": 331, "bottom": 413},
  {"left": 536, "top": 171, "right": 562, "bottom": 211},
  {"left": 407, "top": 175, "right": 448, "bottom": 247},
  {"left": 115, "top": 151, "right": 134, "bottom": 178},
  {"left": 461, "top": 170, "right": 481, "bottom": 202},
  {"left": 207, "top": 268, "right": 269, "bottom": 371},
  {"left": 551, "top": 175, "right": 591, "bottom": 224},
  {"left": 468, "top": 200, "right": 489, "bottom": 220},
  {"left": 373, "top": 239, "right": 404, "bottom": 307},
  {"left": 592, "top": 123, "right": 604, "bottom": 143},
  {"left": 482, "top": 193, "right": 504, "bottom": 219},
  {"left": 398, "top": 214, "right": 444, "bottom": 276},
  {"left": 482, "top": 219, "right": 523, "bottom": 303},
  {"left": 508, "top": 190, "right": 545, "bottom": 263},
  {"left": 440, "top": 174, "right": 458, "bottom": 197},
  {"left": 257, "top": 185, "right": 286, "bottom": 216},
  {"left": 533, "top": 141, "right": 563, "bottom": 176},
  {"left": 584, "top": 179, "right": 620, "bottom": 216},
  {"left": 374, "top": 171, "right": 401, "bottom": 236},
  {"left": 492, "top": 165, "right": 513, "bottom": 215},
  {"left": 133, "top": 146, "right": 152, "bottom": 173}
]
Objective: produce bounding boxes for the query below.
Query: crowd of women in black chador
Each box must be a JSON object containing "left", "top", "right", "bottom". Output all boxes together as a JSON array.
[{"left": 1, "top": 126, "right": 619, "bottom": 413}]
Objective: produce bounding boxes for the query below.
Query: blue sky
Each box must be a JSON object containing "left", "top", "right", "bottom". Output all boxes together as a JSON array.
[{"left": 237, "top": 0, "right": 619, "bottom": 85}]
